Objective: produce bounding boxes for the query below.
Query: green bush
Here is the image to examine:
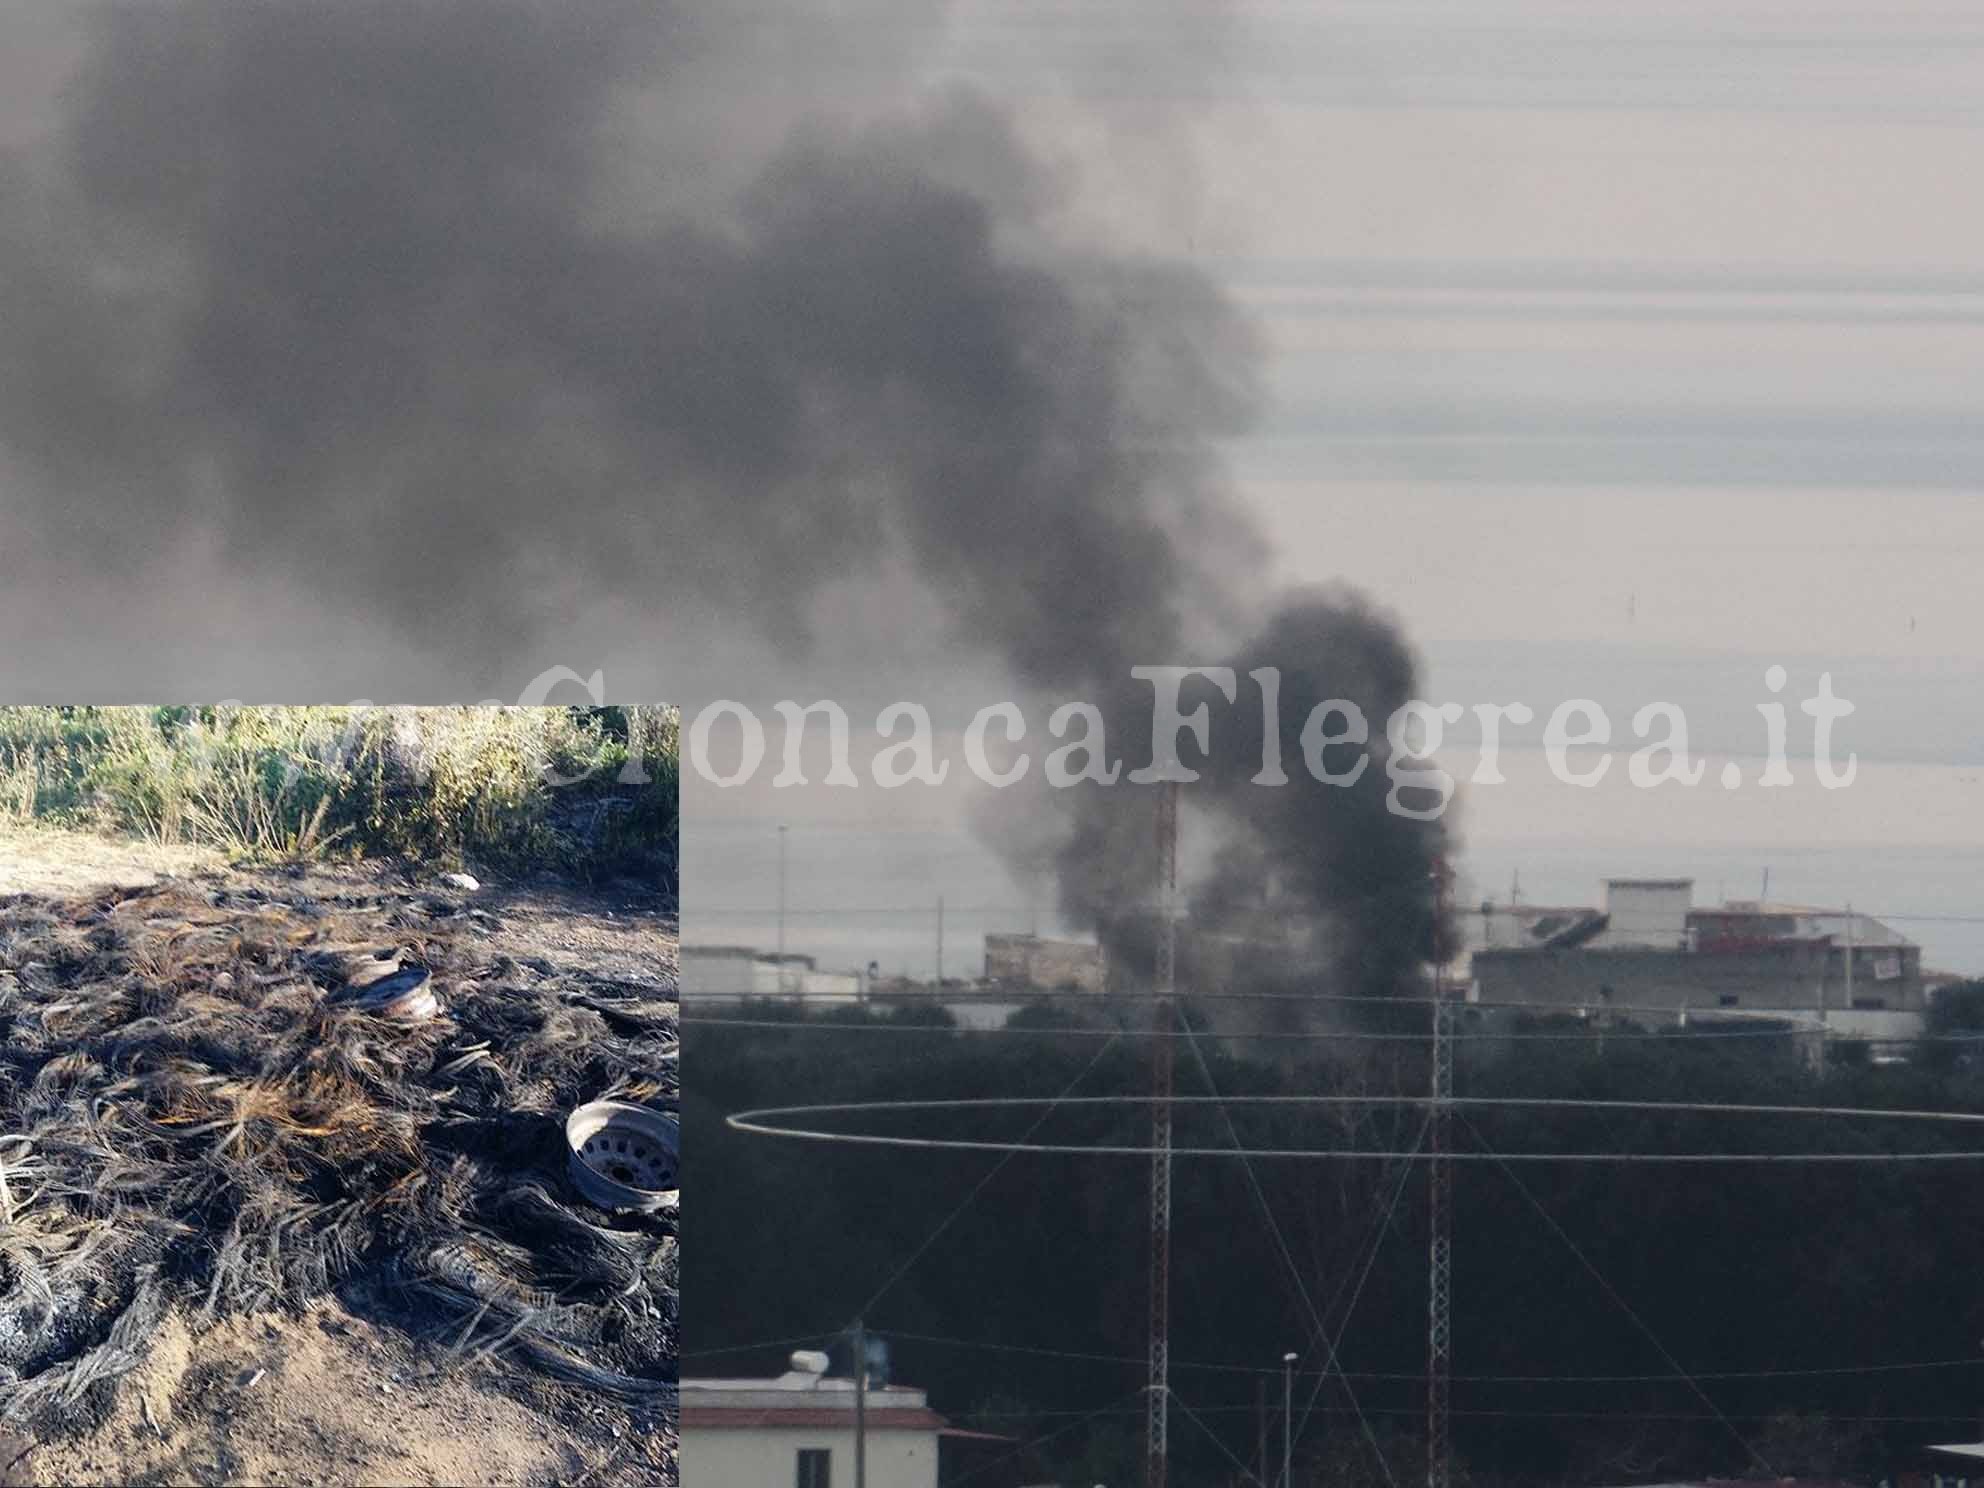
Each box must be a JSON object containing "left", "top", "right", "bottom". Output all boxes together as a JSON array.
[{"left": 0, "top": 705, "right": 677, "bottom": 889}]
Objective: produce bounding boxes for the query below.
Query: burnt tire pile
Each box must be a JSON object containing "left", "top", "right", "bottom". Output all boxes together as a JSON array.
[{"left": 0, "top": 875, "right": 678, "bottom": 1429}]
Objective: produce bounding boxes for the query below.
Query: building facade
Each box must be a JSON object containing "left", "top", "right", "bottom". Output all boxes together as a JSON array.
[
  {"left": 1591, "top": 878, "right": 1694, "bottom": 949},
  {"left": 1469, "top": 878, "right": 1925, "bottom": 1020},
  {"left": 682, "top": 1365, "right": 946, "bottom": 1488},
  {"left": 982, "top": 933, "right": 1107, "bottom": 993},
  {"left": 682, "top": 945, "right": 865, "bottom": 1003}
]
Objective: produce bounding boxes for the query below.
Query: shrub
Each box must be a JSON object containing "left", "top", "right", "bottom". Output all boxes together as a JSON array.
[{"left": 0, "top": 705, "right": 677, "bottom": 889}]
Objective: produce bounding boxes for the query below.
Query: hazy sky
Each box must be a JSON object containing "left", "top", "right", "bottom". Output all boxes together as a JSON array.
[
  {"left": 5, "top": 1, "right": 1984, "bottom": 702},
  {"left": 3, "top": 2, "right": 1982, "bottom": 958},
  {"left": 679, "top": 1, "right": 1984, "bottom": 970}
]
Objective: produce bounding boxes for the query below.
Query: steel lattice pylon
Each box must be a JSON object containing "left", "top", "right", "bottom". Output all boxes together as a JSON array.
[
  {"left": 1146, "top": 781, "right": 1179, "bottom": 1488},
  {"left": 1427, "top": 861, "right": 1455, "bottom": 1488}
]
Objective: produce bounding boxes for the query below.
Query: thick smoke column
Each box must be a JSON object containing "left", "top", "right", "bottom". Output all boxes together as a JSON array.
[
  {"left": 0, "top": 0, "right": 1444, "bottom": 991},
  {"left": 0, "top": 2, "right": 1252, "bottom": 673},
  {"left": 1040, "top": 593, "right": 1448, "bottom": 1005}
]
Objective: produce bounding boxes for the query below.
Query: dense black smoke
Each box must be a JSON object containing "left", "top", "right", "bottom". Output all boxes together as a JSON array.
[
  {"left": 0, "top": 0, "right": 1443, "bottom": 990},
  {"left": 0, "top": 1, "right": 1253, "bottom": 674},
  {"left": 1030, "top": 592, "right": 1447, "bottom": 1005}
]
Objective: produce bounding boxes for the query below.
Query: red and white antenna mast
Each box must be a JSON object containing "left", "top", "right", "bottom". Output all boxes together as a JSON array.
[
  {"left": 1428, "top": 856, "right": 1455, "bottom": 1488},
  {"left": 1146, "top": 780, "right": 1179, "bottom": 1488}
]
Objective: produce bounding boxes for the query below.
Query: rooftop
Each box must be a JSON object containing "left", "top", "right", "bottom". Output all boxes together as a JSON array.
[
  {"left": 682, "top": 1405, "right": 949, "bottom": 1431},
  {"left": 684, "top": 1371, "right": 924, "bottom": 1402},
  {"left": 682, "top": 1371, "right": 946, "bottom": 1432}
]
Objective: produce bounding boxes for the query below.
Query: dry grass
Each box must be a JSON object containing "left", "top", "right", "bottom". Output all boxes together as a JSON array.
[
  {"left": 0, "top": 706, "right": 676, "bottom": 884},
  {"left": 0, "top": 872, "right": 677, "bottom": 1438}
]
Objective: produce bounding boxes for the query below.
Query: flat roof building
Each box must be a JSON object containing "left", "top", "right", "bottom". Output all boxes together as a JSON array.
[
  {"left": 1469, "top": 877, "right": 1926, "bottom": 1028},
  {"left": 683, "top": 1363, "right": 948, "bottom": 1488}
]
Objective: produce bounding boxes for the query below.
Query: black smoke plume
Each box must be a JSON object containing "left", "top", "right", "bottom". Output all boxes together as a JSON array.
[
  {"left": 0, "top": 0, "right": 1445, "bottom": 992},
  {"left": 1033, "top": 593, "right": 1448, "bottom": 1007}
]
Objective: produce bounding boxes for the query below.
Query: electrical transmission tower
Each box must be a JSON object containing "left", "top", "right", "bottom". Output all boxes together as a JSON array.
[
  {"left": 1427, "top": 858, "right": 1455, "bottom": 1488},
  {"left": 1146, "top": 780, "right": 1179, "bottom": 1488}
]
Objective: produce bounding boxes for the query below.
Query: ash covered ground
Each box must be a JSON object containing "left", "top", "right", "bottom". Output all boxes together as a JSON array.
[{"left": 0, "top": 848, "right": 677, "bottom": 1487}]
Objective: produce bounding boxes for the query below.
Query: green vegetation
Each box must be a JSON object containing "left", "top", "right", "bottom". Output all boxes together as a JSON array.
[
  {"left": 688, "top": 1007, "right": 1984, "bottom": 1486},
  {"left": 0, "top": 704, "right": 677, "bottom": 887},
  {"left": 1927, "top": 978, "right": 1984, "bottom": 1055}
]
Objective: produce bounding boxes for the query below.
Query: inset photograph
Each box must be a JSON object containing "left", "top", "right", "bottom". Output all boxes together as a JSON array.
[{"left": 0, "top": 705, "right": 678, "bottom": 1486}]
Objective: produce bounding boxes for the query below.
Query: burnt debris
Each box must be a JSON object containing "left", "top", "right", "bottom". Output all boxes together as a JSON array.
[{"left": 0, "top": 873, "right": 678, "bottom": 1428}]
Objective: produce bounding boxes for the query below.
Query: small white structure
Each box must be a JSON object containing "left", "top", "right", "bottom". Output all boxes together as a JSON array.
[
  {"left": 682, "top": 1358, "right": 947, "bottom": 1488},
  {"left": 682, "top": 946, "right": 865, "bottom": 1004},
  {"left": 1592, "top": 878, "right": 1694, "bottom": 949},
  {"left": 1925, "top": 1443, "right": 1984, "bottom": 1487}
]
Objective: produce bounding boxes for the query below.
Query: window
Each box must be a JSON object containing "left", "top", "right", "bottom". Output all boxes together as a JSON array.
[
  {"left": 1852, "top": 997, "right": 1887, "bottom": 1011},
  {"left": 1717, "top": 994, "right": 1739, "bottom": 1007},
  {"left": 797, "top": 1448, "right": 831, "bottom": 1488}
]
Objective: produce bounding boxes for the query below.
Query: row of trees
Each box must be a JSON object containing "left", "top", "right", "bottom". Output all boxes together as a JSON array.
[{"left": 687, "top": 997, "right": 1984, "bottom": 1485}]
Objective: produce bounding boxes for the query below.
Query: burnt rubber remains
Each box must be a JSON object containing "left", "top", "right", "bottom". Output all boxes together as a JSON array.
[{"left": 0, "top": 872, "right": 678, "bottom": 1429}]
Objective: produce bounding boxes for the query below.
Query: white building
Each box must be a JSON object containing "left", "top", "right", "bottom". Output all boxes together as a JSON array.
[
  {"left": 1589, "top": 877, "right": 1694, "bottom": 949},
  {"left": 1928, "top": 1442, "right": 1984, "bottom": 1485},
  {"left": 682, "top": 1360, "right": 949, "bottom": 1488},
  {"left": 682, "top": 945, "right": 865, "bottom": 1004}
]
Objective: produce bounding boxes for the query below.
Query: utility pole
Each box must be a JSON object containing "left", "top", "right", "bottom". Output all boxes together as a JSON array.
[
  {"left": 1282, "top": 1351, "right": 1296, "bottom": 1488},
  {"left": 1256, "top": 1376, "right": 1267, "bottom": 1487},
  {"left": 936, "top": 894, "right": 945, "bottom": 988},
  {"left": 852, "top": 1317, "right": 867, "bottom": 1488},
  {"left": 1819, "top": 900, "right": 1854, "bottom": 1079},
  {"left": 1146, "top": 780, "right": 1179, "bottom": 1488},
  {"left": 1427, "top": 858, "right": 1455, "bottom": 1488},
  {"left": 776, "top": 824, "right": 789, "bottom": 995},
  {"left": 1844, "top": 901, "right": 1855, "bottom": 1010}
]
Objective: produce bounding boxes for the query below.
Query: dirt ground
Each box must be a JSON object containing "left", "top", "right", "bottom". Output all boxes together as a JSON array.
[
  {"left": 0, "top": 828, "right": 216, "bottom": 900},
  {"left": 0, "top": 828, "right": 679, "bottom": 1488},
  {"left": 13, "top": 1298, "right": 674, "bottom": 1488},
  {"left": 0, "top": 826, "right": 677, "bottom": 992}
]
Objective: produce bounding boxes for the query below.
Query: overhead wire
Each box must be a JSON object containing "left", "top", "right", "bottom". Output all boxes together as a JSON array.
[
  {"left": 1167, "top": 1387, "right": 1269, "bottom": 1487},
  {"left": 1175, "top": 1014, "right": 1396, "bottom": 1487},
  {"left": 687, "top": 899, "right": 1984, "bottom": 927},
  {"left": 945, "top": 1400, "right": 1984, "bottom": 1426},
  {"left": 683, "top": 1014, "right": 1831, "bottom": 1042},
  {"left": 1288, "top": 1120, "right": 1426, "bottom": 1450},
  {"left": 726, "top": 1092, "right": 1984, "bottom": 1163},
  {"left": 851, "top": 1029, "right": 1123, "bottom": 1320},
  {"left": 816, "top": 1324, "right": 1984, "bottom": 1385},
  {"left": 943, "top": 1386, "right": 1149, "bottom": 1488},
  {"left": 1457, "top": 1112, "right": 1774, "bottom": 1478}
]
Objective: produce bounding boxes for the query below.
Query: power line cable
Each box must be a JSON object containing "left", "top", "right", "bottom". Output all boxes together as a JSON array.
[
  {"left": 687, "top": 899, "right": 1984, "bottom": 926},
  {"left": 683, "top": 1014, "right": 1826, "bottom": 1042},
  {"left": 1168, "top": 1387, "right": 1269, "bottom": 1487},
  {"left": 726, "top": 1091, "right": 1984, "bottom": 1163},
  {"left": 952, "top": 1401, "right": 1984, "bottom": 1425},
  {"left": 945, "top": 1387, "right": 1148, "bottom": 1488},
  {"left": 1457, "top": 1113, "right": 1775, "bottom": 1478},
  {"left": 687, "top": 986, "right": 1838, "bottom": 1019},
  {"left": 1176, "top": 1015, "right": 1396, "bottom": 1487},
  {"left": 852, "top": 1029, "right": 1123, "bottom": 1321},
  {"left": 1289, "top": 1119, "right": 1427, "bottom": 1449},
  {"left": 841, "top": 1325, "right": 1984, "bottom": 1385}
]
